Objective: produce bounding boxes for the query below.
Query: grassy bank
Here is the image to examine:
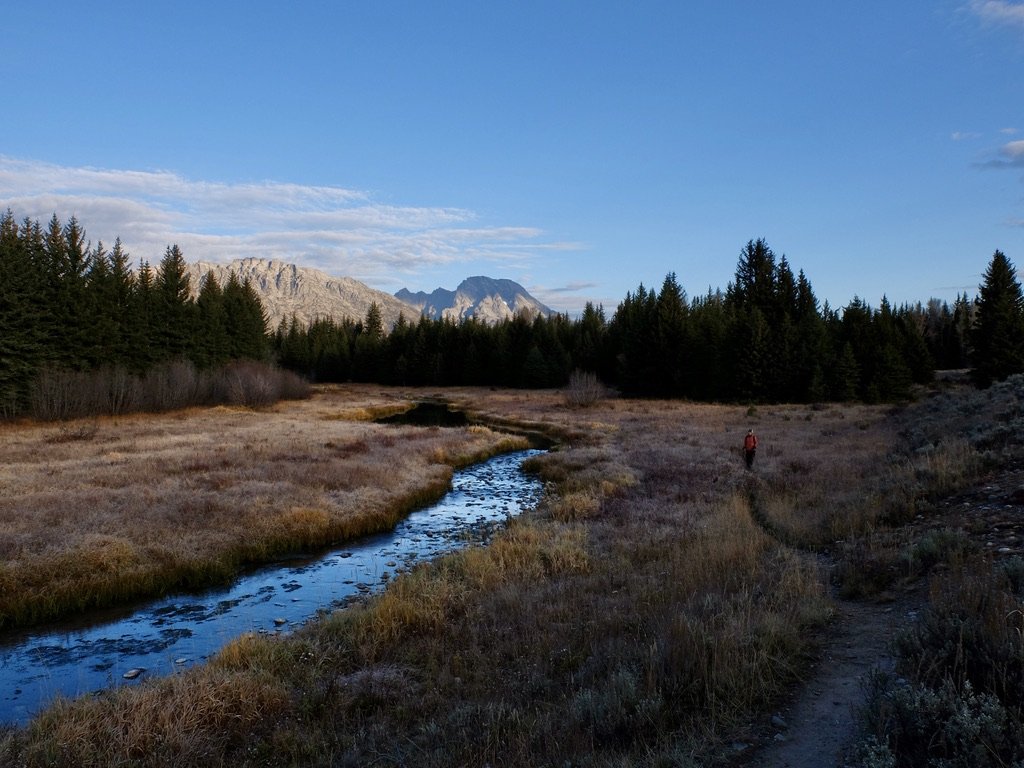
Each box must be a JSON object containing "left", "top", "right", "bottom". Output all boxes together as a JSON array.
[{"left": 0, "top": 386, "right": 527, "bottom": 630}]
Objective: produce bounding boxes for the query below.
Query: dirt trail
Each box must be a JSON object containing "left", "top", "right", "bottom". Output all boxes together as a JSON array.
[
  {"left": 743, "top": 589, "right": 922, "bottom": 767},
  {"left": 743, "top": 460, "right": 1024, "bottom": 766}
]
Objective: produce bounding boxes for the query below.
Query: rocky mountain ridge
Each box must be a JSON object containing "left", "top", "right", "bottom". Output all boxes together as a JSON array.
[
  {"left": 185, "top": 259, "right": 552, "bottom": 330},
  {"left": 185, "top": 258, "right": 416, "bottom": 330},
  {"left": 395, "top": 276, "right": 553, "bottom": 323}
]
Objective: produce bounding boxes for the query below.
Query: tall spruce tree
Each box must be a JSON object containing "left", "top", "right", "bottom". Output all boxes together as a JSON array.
[
  {"left": 48, "top": 216, "right": 93, "bottom": 369},
  {"left": 654, "top": 273, "right": 688, "bottom": 396},
  {"left": 153, "top": 244, "right": 195, "bottom": 360},
  {"left": 971, "top": 249, "right": 1024, "bottom": 387},
  {"left": 194, "top": 271, "right": 229, "bottom": 367},
  {"left": 106, "top": 239, "right": 137, "bottom": 365},
  {"left": 0, "top": 212, "right": 48, "bottom": 412},
  {"left": 127, "top": 260, "right": 158, "bottom": 371},
  {"left": 222, "top": 274, "right": 269, "bottom": 361}
]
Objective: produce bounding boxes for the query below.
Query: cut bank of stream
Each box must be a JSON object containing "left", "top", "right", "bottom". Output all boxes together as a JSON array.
[{"left": 0, "top": 448, "right": 545, "bottom": 726}]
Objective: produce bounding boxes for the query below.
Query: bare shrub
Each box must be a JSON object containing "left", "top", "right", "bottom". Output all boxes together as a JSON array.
[
  {"left": 278, "top": 368, "right": 312, "bottom": 400},
  {"left": 14, "top": 359, "right": 307, "bottom": 423},
  {"left": 29, "top": 367, "right": 94, "bottom": 421},
  {"left": 564, "top": 369, "right": 606, "bottom": 408},
  {"left": 141, "top": 359, "right": 204, "bottom": 412},
  {"left": 101, "top": 365, "right": 141, "bottom": 415},
  {"left": 221, "top": 361, "right": 278, "bottom": 408}
]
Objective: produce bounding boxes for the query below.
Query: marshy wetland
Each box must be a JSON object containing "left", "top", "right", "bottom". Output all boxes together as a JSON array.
[{"left": 1, "top": 380, "right": 1022, "bottom": 766}]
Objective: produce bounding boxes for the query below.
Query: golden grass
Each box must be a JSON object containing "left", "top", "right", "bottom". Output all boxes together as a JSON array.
[
  {"left": 0, "top": 385, "right": 527, "bottom": 629},
  {"left": 18, "top": 666, "right": 289, "bottom": 768},
  {"left": 4, "top": 382, "right": 986, "bottom": 766}
]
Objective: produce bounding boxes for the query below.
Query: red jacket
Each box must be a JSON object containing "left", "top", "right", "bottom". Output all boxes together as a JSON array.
[{"left": 744, "top": 433, "right": 757, "bottom": 451}]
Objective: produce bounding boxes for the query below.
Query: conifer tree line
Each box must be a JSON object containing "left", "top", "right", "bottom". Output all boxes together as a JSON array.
[
  {"left": 275, "top": 238, "right": 1014, "bottom": 402},
  {"left": 0, "top": 211, "right": 272, "bottom": 416},
  {"left": 3, "top": 208, "right": 1019, "bottom": 411}
]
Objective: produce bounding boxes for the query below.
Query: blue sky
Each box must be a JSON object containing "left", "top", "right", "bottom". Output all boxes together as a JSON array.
[{"left": 2, "top": 1, "right": 1023, "bottom": 315}]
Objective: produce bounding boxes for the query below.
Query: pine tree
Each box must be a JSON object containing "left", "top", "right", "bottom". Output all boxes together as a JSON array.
[
  {"left": 971, "top": 250, "right": 1024, "bottom": 386},
  {"left": 686, "top": 289, "right": 729, "bottom": 400},
  {"left": 0, "top": 212, "right": 48, "bottom": 413},
  {"left": 728, "top": 238, "right": 777, "bottom": 311},
  {"left": 47, "top": 216, "right": 93, "bottom": 369},
  {"left": 353, "top": 302, "right": 385, "bottom": 381},
  {"left": 84, "top": 241, "right": 117, "bottom": 367},
  {"left": 194, "top": 271, "right": 229, "bottom": 367},
  {"left": 654, "top": 273, "right": 688, "bottom": 396},
  {"left": 791, "top": 270, "right": 828, "bottom": 401},
  {"left": 153, "top": 244, "right": 195, "bottom": 360},
  {"left": 610, "top": 285, "right": 658, "bottom": 395},
  {"left": 222, "top": 274, "right": 269, "bottom": 361},
  {"left": 572, "top": 302, "right": 607, "bottom": 376},
  {"left": 107, "top": 239, "right": 137, "bottom": 365},
  {"left": 127, "top": 260, "right": 158, "bottom": 371}
]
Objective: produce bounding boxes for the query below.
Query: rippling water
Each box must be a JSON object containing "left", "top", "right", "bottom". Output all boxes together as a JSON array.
[{"left": 0, "top": 449, "right": 544, "bottom": 725}]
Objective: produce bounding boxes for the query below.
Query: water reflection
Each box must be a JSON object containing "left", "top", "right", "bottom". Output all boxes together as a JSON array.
[
  {"left": 374, "top": 401, "right": 469, "bottom": 427},
  {"left": 0, "top": 449, "right": 544, "bottom": 725}
]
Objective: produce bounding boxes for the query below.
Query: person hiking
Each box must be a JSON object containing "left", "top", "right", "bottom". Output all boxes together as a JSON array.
[{"left": 743, "top": 428, "right": 758, "bottom": 469}]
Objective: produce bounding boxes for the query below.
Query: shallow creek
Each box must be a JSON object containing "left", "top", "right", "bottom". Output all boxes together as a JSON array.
[{"left": 0, "top": 448, "right": 544, "bottom": 725}]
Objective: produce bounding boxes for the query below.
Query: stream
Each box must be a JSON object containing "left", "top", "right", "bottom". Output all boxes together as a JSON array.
[{"left": 0, "top": 448, "right": 544, "bottom": 726}]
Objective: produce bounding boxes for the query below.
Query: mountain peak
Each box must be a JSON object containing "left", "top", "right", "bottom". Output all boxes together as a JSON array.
[
  {"left": 396, "top": 277, "right": 552, "bottom": 323},
  {"left": 185, "top": 259, "right": 417, "bottom": 329}
]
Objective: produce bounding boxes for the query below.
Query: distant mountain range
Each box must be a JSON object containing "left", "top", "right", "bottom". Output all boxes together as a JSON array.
[
  {"left": 185, "top": 258, "right": 552, "bottom": 329},
  {"left": 185, "top": 259, "right": 413, "bottom": 330},
  {"left": 395, "top": 276, "right": 553, "bottom": 324}
]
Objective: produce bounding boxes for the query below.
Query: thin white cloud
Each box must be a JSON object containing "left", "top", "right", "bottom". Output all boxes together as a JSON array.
[
  {"left": 996, "top": 139, "right": 1024, "bottom": 166},
  {"left": 529, "top": 284, "right": 617, "bottom": 316},
  {"left": 1000, "top": 127, "right": 1020, "bottom": 134},
  {"left": 546, "top": 281, "right": 600, "bottom": 293},
  {"left": 969, "top": 0, "right": 1024, "bottom": 30},
  {"left": 976, "top": 139, "right": 1024, "bottom": 168},
  {"left": 1002, "top": 139, "right": 1024, "bottom": 160},
  {"left": 0, "top": 156, "right": 570, "bottom": 285},
  {"left": 951, "top": 130, "right": 982, "bottom": 140}
]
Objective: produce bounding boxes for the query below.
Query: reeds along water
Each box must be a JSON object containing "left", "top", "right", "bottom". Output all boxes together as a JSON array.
[{"left": 0, "top": 449, "right": 545, "bottom": 727}]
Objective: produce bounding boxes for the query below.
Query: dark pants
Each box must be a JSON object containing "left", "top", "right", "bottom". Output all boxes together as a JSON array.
[{"left": 744, "top": 449, "right": 756, "bottom": 469}]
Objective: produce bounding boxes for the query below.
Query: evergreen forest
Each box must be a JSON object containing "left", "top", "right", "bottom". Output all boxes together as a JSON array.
[
  {"left": 274, "top": 239, "right": 983, "bottom": 403},
  {"left": 0, "top": 212, "right": 273, "bottom": 418},
  {"left": 3, "top": 209, "right": 1021, "bottom": 419}
]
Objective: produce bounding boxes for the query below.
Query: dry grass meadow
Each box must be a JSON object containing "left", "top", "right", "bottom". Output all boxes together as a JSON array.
[
  {"left": 0, "top": 386, "right": 527, "bottom": 630},
  {"left": 0, "top": 381, "right": 998, "bottom": 766}
]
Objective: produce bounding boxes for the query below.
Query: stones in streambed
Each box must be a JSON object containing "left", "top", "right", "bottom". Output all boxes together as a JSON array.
[
  {"left": 771, "top": 713, "right": 789, "bottom": 743},
  {"left": 273, "top": 618, "right": 287, "bottom": 626},
  {"left": 122, "top": 668, "right": 145, "bottom": 680}
]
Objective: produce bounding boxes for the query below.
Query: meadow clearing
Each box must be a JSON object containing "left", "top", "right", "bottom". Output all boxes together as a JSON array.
[{"left": 0, "top": 379, "right": 1015, "bottom": 766}]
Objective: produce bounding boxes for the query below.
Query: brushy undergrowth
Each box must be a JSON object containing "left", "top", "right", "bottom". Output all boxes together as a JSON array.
[
  {"left": 26, "top": 358, "right": 311, "bottom": 420},
  {"left": 848, "top": 375, "right": 1024, "bottom": 767},
  {"left": 853, "top": 560, "right": 1024, "bottom": 767}
]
